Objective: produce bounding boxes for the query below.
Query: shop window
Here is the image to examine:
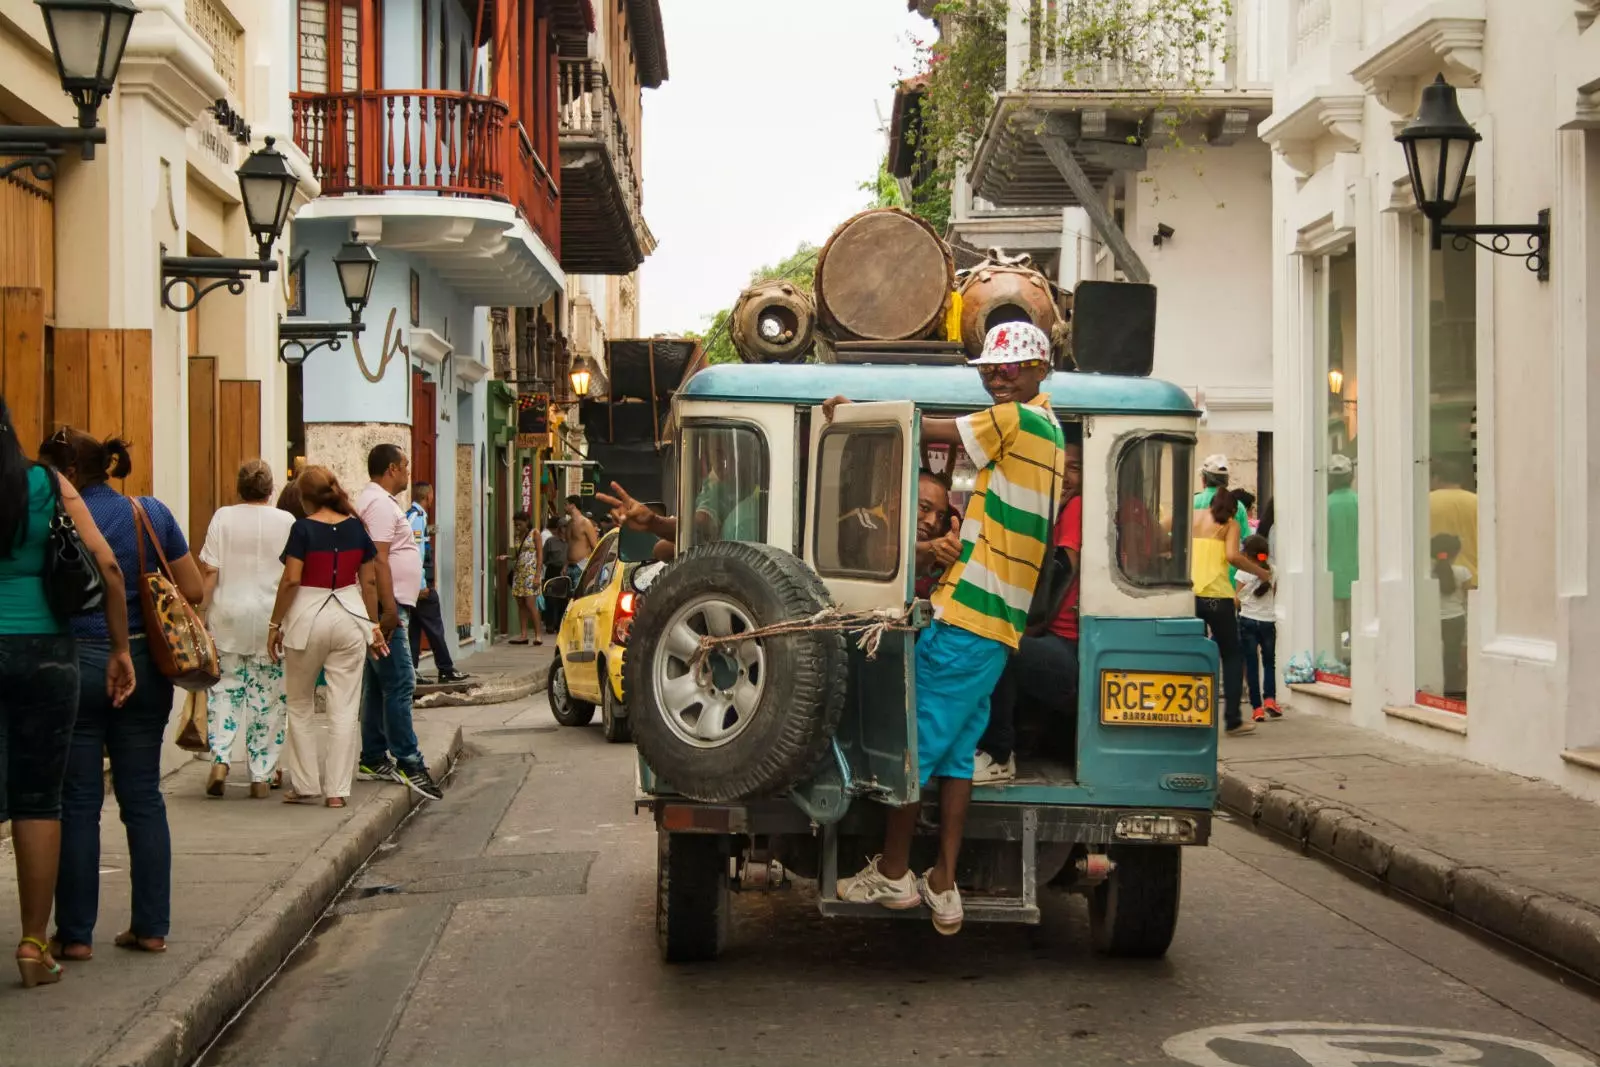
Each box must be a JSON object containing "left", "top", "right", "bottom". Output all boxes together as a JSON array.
[
  {"left": 814, "top": 429, "right": 904, "bottom": 580},
  {"left": 681, "top": 424, "right": 767, "bottom": 548},
  {"left": 1317, "top": 247, "right": 1359, "bottom": 685},
  {"left": 1115, "top": 434, "right": 1193, "bottom": 588},
  {"left": 1415, "top": 199, "right": 1477, "bottom": 715}
]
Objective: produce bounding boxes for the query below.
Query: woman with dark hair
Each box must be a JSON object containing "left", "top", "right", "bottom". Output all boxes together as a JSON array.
[
  {"left": 0, "top": 401, "right": 132, "bottom": 986},
  {"left": 39, "top": 428, "right": 202, "bottom": 959},
  {"left": 198, "top": 460, "right": 296, "bottom": 798},
  {"left": 266, "top": 466, "right": 387, "bottom": 807},
  {"left": 1192, "top": 486, "right": 1272, "bottom": 737}
]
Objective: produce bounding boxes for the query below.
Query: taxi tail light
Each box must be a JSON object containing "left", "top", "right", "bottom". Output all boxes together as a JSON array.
[{"left": 612, "top": 590, "right": 638, "bottom": 645}]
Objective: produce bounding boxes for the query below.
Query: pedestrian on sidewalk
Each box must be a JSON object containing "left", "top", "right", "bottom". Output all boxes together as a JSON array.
[
  {"left": 509, "top": 513, "right": 545, "bottom": 646},
  {"left": 0, "top": 400, "right": 133, "bottom": 986},
  {"left": 198, "top": 460, "right": 296, "bottom": 798},
  {"left": 406, "top": 482, "right": 469, "bottom": 682},
  {"left": 267, "top": 467, "right": 387, "bottom": 808},
  {"left": 1192, "top": 486, "right": 1272, "bottom": 737},
  {"left": 355, "top": 445, "right": 443, "bottom": 800},
  {"left": 1236, "top": 532, "right": 1281, "bottom": 723},
  {"left": 42, "top": 428, "right": 204, "bottom": 958},
  {"left": 541, "top": 515, "right": 569, "bottom": 631}
]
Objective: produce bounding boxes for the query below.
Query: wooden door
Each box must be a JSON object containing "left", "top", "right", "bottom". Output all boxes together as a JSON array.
[
  {"left": 411, "top": 371, "right": 437, "bottom": 489},
  {"left": 52, "top": 326, "right": 152, "bottom": 495},
  {"left": 188, "top": 357, "right": 220, "bottom": 548},
  {"left": 0, "top": 288, "right": 46, "bottom": 453}
]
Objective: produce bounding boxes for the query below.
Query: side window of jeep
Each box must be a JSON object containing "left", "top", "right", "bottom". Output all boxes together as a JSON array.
[
  {"left": 681, "top": 423, "right": 768, "bottom": 548},
  {"left": 814, "top": 428, "right": 904, "bottom": 580}
]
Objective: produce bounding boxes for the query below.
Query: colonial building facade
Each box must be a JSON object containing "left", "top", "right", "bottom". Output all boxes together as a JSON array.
[{"left": 1266, "top": 0, "right": 1600, "bottom": 800}]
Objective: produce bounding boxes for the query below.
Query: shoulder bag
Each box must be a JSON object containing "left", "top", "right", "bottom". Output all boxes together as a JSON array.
[
  {"left": 131, "top": 498, "right": 221, "bottom": 690},
  {"left": 39, "top": 464, "right": 105, "bottom": 620}
]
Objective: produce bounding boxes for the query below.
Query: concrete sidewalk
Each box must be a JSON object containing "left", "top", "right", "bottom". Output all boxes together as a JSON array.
[
  {"left": 414, "top": 637, "right": 550, "bottom": 708},
  {"left": 0, "top": 718, "right": 462, "bottom": 1067},
  {"left": 1219, "top": 712, "right": 1600, "bottom": 983}
]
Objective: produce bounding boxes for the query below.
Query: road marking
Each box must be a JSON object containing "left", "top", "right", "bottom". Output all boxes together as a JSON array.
[{"left": 1163, "top": 1023, "right": 1596, "bottom": 1067}]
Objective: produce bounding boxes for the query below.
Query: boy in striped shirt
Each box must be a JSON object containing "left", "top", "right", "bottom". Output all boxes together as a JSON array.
[{"left": 826, "top": 321, "right": 1066, "bottom": 934}]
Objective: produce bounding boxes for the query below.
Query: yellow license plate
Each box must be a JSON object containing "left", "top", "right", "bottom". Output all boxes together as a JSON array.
[{"left": 1100, "top": 671, "right": 1214, "bottom": 727}]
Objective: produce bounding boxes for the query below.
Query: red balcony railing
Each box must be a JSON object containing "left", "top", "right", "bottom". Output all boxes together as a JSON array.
[{"left": 291, "top": 89, "right": 560, "bottom": 257}]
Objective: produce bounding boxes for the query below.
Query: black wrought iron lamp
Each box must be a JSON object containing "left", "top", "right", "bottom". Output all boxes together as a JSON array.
[
  {"left": 0, "top": 0, "right": 138, "bottom": 179},
  {"left": 277, "top": 241, "right": 380, "bottom": 365},
  {"left": 1396, "top": 75, "right": 1551, "bottom": 281},
  {"left": 160, "top": 137, "right": 300, "bottom": 311}
]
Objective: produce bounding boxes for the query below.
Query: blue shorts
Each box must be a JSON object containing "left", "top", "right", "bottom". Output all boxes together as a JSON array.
[{"left": 914, "top": 621, "right": 1012, "bottom": 785}]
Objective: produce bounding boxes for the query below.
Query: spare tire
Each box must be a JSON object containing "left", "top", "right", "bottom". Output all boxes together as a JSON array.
[{"left": 626, "top": 541, "right": 849, "bottom": 802}]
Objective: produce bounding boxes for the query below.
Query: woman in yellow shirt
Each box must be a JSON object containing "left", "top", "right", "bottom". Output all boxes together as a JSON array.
[{"left": 1192, "top": 487, "right": 1272, "bottom": 736}]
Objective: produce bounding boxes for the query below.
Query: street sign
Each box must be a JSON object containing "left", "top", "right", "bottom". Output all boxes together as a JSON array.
[
  {"left": 1164, "top": 1023, "right": 1595, "bottom": 1067},
  {"left": 520, "top": 463, "right": 533, "bottom": 515}
]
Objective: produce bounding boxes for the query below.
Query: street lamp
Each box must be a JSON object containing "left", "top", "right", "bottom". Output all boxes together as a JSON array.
[
  {"left": 0, "top": 0, "right": 138, "bottom": 178},
  {"left": 569, "top": 353, "right": 595, "bottom": 399},
  {"left": 1396, "top": 75, "right": 1550, "bottom": 280},
  {"left": 1328, "top": 368, "right": 1344, "bottom": 396},
  {"left": 161, "top": 137, "right": 300, "bottom": 311},
  {"left": 278, "top": 241, "right": 381, "bottom": 365}
]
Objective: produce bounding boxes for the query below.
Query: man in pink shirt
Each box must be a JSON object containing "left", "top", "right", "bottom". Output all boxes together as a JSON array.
[{"left": 355, "top": 444, "right": 441, "bottom": 800}]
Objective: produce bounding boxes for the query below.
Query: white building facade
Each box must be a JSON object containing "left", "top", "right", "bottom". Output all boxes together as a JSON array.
[{"left": 1264, "top": 0, "right": 1600, "bottom": 800}]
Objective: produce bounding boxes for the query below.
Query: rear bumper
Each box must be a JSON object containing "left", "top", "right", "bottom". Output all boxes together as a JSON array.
[{"left": 639, "top": 793, "right": 1211, "bottom": 847}]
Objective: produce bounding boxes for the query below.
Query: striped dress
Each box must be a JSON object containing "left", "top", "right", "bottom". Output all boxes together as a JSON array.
[{"left": 931, "top": 395, "right": 1067, "bottom": 650}]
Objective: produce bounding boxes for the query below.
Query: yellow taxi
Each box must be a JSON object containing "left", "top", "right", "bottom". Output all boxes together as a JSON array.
[{"left": 546, "top": 529, "right": 646, "bottom": 743}]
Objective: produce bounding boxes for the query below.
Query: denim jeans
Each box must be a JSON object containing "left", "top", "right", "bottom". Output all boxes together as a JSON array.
[
  {"left": 0, "top": 633, "right": 78, "bottom": 822},
  {"left": 1240, "top": 617, "right": 1278, "bottom": 709},
  {"left": 361, "top": 606, "right": 422, "bottom": 769},
  {"left": 57, "top": 638, "right": 174, "bottom": 943},
  {"left": 408, "top": 589, "right": 456, "bottom": 673}
]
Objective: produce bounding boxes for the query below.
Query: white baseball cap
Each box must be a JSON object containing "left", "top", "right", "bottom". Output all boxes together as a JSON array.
[
  {"left": 1201, "top": 453, "right": 1229, "bottom": 475},
  {"left": 968, "top": 321, "right": 1051, "bottom": 366},
  {"left": 1329, "top": 453, "right": 1353, "bottom": 476}
]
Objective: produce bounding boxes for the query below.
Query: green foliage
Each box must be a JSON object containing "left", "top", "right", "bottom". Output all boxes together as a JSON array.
[
  {"left": 861, "top": 161, "right": 905, "bottom": 210},
  {"left": 685, "top": 243, "right": 821, "bottom": 365}
]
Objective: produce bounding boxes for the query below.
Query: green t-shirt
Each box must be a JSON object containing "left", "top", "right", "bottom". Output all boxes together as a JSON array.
[
  {"left": 0, "top": 467, "right": 64, "bottom": 635},
  {"left": 1327, "top": 486, "right": 1359, "bottom": 600},
  {"left": 693, "top": 478, "right": 761, "bottom": 543}
]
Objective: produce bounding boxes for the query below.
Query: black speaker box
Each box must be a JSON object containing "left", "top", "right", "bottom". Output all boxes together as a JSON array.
[{"left": 1072, "top": 281, "right": 1156, "bottom": 377}]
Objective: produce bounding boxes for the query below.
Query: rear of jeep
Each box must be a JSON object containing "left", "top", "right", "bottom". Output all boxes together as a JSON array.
[{"left": 627, "top": 363, "right": 1219, "bottom": 963}]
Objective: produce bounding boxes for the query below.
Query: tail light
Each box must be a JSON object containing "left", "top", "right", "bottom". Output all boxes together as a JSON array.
[{"left": 612, "top": 590, "right": 638, "bottom": 645}]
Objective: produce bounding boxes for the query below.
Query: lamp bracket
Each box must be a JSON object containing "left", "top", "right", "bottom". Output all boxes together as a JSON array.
[
  {"left": 0, "top": 124, "right": 107, "bottom": 175},
  {"left": 278, "top": 320, "right": 366, "bottom": 365},
  {"left": 160, "top": 252, "right": 278, "bottom": 312},
  {"left": 1434, "top": 209, "right": 1550, "bottom": 281}
]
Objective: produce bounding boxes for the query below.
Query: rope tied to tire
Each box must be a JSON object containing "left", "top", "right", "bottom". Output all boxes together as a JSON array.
[{"left": 690, "top": 605, "right": 917, "bottom": 668}]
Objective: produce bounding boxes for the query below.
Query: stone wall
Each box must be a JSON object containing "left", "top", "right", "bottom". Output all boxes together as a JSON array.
[
  {"left": 305, "top": 423, "right": 411, "bottom": 503},
  {"left": 1198, "top": 430, "right": 1262, "bottom": 509}
]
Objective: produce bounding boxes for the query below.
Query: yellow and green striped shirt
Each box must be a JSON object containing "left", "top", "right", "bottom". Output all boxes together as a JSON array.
[{"left": 930, "top": 394, "right": 1067, "bottom": 649}]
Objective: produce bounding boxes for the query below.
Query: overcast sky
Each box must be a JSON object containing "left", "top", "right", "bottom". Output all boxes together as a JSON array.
[{"left": 637, "top": 1, "right": 926, "bottom": 335}]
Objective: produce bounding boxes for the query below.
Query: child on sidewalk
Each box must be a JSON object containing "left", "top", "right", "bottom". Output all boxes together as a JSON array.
[{"left": 1237, "top": 533, "right": 1281, "bottom": 722}]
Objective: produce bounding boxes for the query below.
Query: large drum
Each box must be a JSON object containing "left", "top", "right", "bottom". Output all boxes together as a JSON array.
[
  {"left": 815, "top": 208, "right": 954, "bottom": 341},
  {"left": 729, "top": 279, "right": 816, "bottom": 364},
  {"left": 957, "top": 263, "right": 1060, "bottom": 359}
]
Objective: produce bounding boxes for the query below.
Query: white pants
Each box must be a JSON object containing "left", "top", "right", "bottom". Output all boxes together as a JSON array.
[
  {"left": 282, "top": 607, "right": 369, "bottom": 798},
  {"left": 208, "top": 652, "right": 287, "bottom": 782}
]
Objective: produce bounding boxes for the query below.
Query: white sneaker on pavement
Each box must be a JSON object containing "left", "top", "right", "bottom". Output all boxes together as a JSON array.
[
  {"left": 972, "top": 751, "right": 1016, "bottom": 784},
  {"left": 917, "top": 871, "right": 963, "bottom": 935},
  {"left": 836, "top": 855, "right": 920, "bottom": 910}
]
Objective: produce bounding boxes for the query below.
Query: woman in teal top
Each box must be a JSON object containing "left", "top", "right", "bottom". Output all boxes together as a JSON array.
[{"left": 0, "top": 399, "right": 131, "bottom": 988}]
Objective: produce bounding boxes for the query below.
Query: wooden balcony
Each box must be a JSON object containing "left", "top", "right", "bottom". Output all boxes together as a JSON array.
[
  {"left": 558, "top": 58, "right": 652, "bottom": 275},
  {"left": 290, "top": 89, "right": 560, "bottom": 260}
]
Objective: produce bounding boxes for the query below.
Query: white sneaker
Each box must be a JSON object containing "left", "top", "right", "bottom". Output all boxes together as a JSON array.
[
  {"left": 836, "top": 855, "right": 920, "bottom": 910},
  {"left": 972, "top": 750, "right": 1016, "bottom": 784},
  {"left": 917, "top": 871, "right": 963, "bottom": 935}
]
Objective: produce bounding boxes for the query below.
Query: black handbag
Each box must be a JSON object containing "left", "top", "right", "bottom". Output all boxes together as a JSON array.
[{"left": 39, "top": 464, "right": 105, "bottom": 620}]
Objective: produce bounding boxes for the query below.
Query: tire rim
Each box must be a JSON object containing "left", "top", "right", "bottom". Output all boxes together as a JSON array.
[
  {"left": 551, "top": 663, "right": 570, "bottom": 715},
  {"left": 652, "top": 594, "right": 766, "bottom": 749}
]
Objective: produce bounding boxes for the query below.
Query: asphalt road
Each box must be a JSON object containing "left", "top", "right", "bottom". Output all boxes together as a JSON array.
[{"left": 197, "top": 696, "right": 1600, "bottom": 1067}]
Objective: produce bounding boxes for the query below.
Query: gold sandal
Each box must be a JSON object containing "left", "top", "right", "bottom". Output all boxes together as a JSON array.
[{"left": 16, "top": 937, "right": 62, "bottom": 987}]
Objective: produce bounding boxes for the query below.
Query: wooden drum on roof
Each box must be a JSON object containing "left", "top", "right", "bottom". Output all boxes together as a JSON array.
[{"left": 814, "top": 208, "right": 954, "bottom": 341}]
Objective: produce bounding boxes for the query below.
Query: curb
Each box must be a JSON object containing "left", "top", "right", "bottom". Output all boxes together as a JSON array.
[
  {"left": 1218, "top": 765, "right": 1600, "bottom": 984},
  {"left": 413, "top": 666, "right": 547, "bottom": 709},
  {"left": 93, "top": 725, "right": 465, "bottom": 1067}
]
